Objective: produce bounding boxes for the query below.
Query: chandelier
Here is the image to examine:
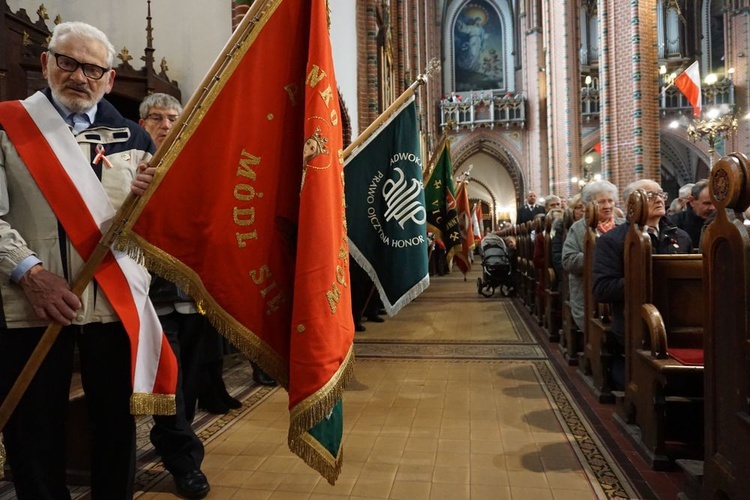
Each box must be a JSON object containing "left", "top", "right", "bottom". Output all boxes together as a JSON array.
[{"left": 686, "top": 108, "right": 739, "bottom": 167}]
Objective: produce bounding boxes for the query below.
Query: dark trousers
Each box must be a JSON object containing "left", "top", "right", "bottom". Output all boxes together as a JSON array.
[
  {"left": 150, "top": 313, "right": 205, "bottom": 476},
  {"left": 0, "top": 323, "right": 135, "bottom": 500}
]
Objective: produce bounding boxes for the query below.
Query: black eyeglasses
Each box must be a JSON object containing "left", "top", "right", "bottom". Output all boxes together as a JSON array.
[
  {"left": 49, "top": 50, "right": 110, "bottom": 80},
  {"left": 645, "top": 191, "right": 669, "bottom": 202},
  {"left": 145, "top": 113, "right": 179, "bottom": 124}
]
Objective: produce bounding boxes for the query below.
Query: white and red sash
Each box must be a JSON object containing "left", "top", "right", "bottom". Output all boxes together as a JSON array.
[{"left": 0, "top": 92, "right": 177, "bottom": 415}]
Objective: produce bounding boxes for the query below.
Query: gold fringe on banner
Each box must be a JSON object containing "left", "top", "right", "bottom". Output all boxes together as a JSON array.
[
  {"left": 0, "top": 439, "right": 5, "bottom": 480},
  {"left": 130, "top": 393, "right": 176, "bottom": 416},
  {"left": 288, "top": 345, "right": 355, "bottom": 484},
  {"left": 113, "top": 235, "right": 289, "bottom": 389}
]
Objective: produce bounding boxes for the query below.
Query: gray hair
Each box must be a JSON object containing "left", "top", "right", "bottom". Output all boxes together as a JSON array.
[
  {"left": 139, "top": 93, "right": 183, "bottom": 119},
  {"left": 544, "top": 195, "right": 561, "bottom": 209},
  {"left": 691, "top": 179, "right": 709, "bottom": 199},
  {"left": 622, "top": 179, "right": 660, "bottom": 203},
  {"left": 678, "top": 183, "right": 694, "bottom": 200},
  {"left": 48, "top": 21, "right": 116, "bottom": 68},
  {"left": 581, "top": 180, "right": 618, "bottom": 204}
]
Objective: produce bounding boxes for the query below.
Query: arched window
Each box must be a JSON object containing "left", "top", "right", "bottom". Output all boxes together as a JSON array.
[{"left": 444, "top": 0, "right": 515, "bottom": 93}]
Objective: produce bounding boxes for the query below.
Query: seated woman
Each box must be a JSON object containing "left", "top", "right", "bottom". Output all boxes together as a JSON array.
[{"left": 561, "top": 180, "right": 623, "bottom": 334}]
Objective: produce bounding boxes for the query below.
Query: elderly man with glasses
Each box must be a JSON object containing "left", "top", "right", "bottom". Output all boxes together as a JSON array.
[
  {"left": 0, "top": 21, "right": 168, "bottom": 499},
  {"left": 591, "top": 179, "right": 692, "bottom": 391}
]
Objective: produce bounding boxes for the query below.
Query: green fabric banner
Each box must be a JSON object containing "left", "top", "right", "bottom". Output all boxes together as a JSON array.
[
  {"left": 424, "top": 140, "right": 461, "bottom": 257},
  {"left": 344, "top": 98, "right": 429, "bottom": 316}
]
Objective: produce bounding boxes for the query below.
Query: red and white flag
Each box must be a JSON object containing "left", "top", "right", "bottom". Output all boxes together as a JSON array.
[{"left": 674, "top": 61, "right": 702, "bottom": 117}]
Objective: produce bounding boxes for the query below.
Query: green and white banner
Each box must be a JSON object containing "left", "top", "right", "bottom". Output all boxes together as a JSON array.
[{"left": 344, "top": 98, "right": 429, "bottom": 315}]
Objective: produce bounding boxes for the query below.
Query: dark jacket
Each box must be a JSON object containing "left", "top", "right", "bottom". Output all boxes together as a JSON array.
[
  {"left": 592, "top": 218, "right": 692, "bottom": 348},
  {"left": 668, "top": 205, "right": 706, "bottom": 249},
  {"left": 517, "top": 203, "right": 545, "bottom": 224}
]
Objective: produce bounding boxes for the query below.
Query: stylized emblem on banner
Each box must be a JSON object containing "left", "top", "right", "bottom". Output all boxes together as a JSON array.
[{"left": 383, "top": 167, "right": 426, "bottom": 228}]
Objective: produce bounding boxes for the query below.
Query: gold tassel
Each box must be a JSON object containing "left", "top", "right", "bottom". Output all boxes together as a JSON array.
[
  {"left": 0, "top": 438, "right": 5, "bottom": 480},
  {"left": 130, "top": 393, "right": 176, "bottom": 416}
]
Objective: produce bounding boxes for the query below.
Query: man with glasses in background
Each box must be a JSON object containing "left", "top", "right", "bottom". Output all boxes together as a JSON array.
[
  {"left": 0, "top": 21, "right": 169, "bottom": 499},
  {"left": 591, "top": 179, "right": 692, "bottom": 391},
  {"left": 139, "top": 93, "right": 211, "bottom": 499}
]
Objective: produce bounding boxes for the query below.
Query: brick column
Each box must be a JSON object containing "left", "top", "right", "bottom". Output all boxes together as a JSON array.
[
  {"left": 599, "top": 0, "right": 660, "bottom": 190},
  {"left": 545, "top": 0, "right": 581, "bottom": 198}
]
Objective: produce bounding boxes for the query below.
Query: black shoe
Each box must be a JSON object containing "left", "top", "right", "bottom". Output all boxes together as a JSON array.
[
  {"left": 198, "top": 393, "right": 230, "bottom": 414},
  {"left": 367, "top": 315, "right": 385, "bottom": 323},
  {"left": 355, "top": 323, "right": 366, "bottom": 332},
  {"left": 377, "top": 308, "right": 386, "bottom": 315},
  {"left": 174, "top": 469, "right": 210, "bottom": 499},
  {"left": 253, "top": 369, "right": 277, "bottom": 387},
  {"left": 218, "top": 386, "right": 242, "bottom": 409},
  {"left": 221, "top": 392, "right": 242, "bottom": 409}
]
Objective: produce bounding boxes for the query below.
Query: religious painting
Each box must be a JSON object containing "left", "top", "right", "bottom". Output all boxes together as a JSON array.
[{"left": 453, "top": 0, "right": 504, "bottom": 91}]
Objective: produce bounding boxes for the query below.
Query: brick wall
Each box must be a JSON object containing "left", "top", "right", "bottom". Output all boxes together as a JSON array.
[{"left": 600, "top": 0, "right": 660, "bottom": 191}]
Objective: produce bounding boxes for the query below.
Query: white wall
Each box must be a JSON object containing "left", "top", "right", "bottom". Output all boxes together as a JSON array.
[
  {"left": 330, "top": 2, "right": 359, "bottom": 137},
  {"left": 7, "top": 0, "right": 231, "bottom": 103},
  {"left": 9, "top": 0, "right": 357, "bottom": 126}
]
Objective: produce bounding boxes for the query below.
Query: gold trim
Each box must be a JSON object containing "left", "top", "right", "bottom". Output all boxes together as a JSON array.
[
  {"left": 130, "top": 393, "right": 176, "bottom": 416},
  {"left": 0, "top": 439, "right": 5, "bottom": 480},
  {"left": 290, "top": 430, "right": 343, "bottom": 486},
  {"left": 287, "top": 345, "right": 355, "bottom": 484},
  {"left": 114, "top": 234, "right": 289, "bottom": 387}
]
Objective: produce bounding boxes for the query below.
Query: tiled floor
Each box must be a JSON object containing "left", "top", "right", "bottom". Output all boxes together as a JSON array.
[
  {"left": 140, "top": 360, "right": 602, "bottom": 499},
  {"left": 136, "top": 269, "right": 646, "bottom": 499},
  {"left": 0, "top": 268, "right": 678, "bottom": 499}
]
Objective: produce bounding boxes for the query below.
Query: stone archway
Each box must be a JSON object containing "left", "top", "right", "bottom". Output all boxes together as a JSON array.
[{"left": 449, "top": 132, "right": 523, "bottom": 222}]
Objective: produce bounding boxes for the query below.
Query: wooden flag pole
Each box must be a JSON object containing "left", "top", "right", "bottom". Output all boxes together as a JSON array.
[
  {"left": 343, "top": 58, "right": 440, "bottom": 161},
  {"left": 0, "top": 0, "right": 274, "bottom": 474}
]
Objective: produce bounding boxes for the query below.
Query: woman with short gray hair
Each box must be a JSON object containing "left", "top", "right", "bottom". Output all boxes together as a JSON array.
[{"left": 561, "top": 180, "right": 624, "bottom": 331}]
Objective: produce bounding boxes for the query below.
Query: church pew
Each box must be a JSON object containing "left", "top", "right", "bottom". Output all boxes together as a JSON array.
[
  {"left": 515, "top": 222, "right": 531, "bottom": 309},
  {"left": 531, "top": 216, "right": 545, "bottom": 324},
  {"left": 523, "top": 220, "right": 537, "bottom": 314},
  {"left": 580, "top": 203, "right": 615, "bottom": 403},
  {"left": 559, "top": 211, "right": 581, "bottom": 364},
  {"left": 543, "top": 211, "right": 563, "bottom": 342},
  {"left": 619, "top": 189, "right": 704, "bottom": 470},
  {"left": 699, "top": 153, "right": 750, "bottom": 498}
]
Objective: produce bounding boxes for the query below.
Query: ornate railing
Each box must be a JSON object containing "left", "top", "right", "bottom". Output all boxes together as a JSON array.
[
  {"left": 660, "top": 77, "right": 735, "bottom": 116},
  {"left": 439, "top": 91, "right": 526, "bottom": 130},
  {"left": 581, "top": 87, "right": 600, "bottom": 122}
]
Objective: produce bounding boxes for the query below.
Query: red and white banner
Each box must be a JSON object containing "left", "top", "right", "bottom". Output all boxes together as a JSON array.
[{"left": 675, "top": 61, "right": 702, "bottom": 117}]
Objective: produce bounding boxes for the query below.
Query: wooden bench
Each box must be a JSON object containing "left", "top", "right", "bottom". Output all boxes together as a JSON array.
[
  {"left": 580, "top": 203, "right": 615, "bottom": 403},
  {"left": 520, "top": 221, "right": 536, "bottom": 312},
  {"left": 542, "top": 211, "right": 563, "bottom": 342},
  {"left": 619, "top": 189, "right": 704, "bottom": 469},
  {"left": 531, "top": 217, "right": 545, "bottom": 323},
  {"left": 698, "top": 153, "right": 750, "bottom": 498},
  {"left": 558, "top": 211, "right": 580, "bottom": 363}
]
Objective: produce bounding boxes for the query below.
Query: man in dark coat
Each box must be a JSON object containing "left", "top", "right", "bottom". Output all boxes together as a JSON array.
[
  {"left": 517, "top": 190, "right": 546, "bottom": 223},
  {"left": 668, "top": 179, "right": 715, "bottom": 249}
]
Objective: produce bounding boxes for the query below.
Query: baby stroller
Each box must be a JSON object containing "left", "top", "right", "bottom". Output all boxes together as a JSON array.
[{"left": 476, "top": 233, "right": 513, "bottom": 297}]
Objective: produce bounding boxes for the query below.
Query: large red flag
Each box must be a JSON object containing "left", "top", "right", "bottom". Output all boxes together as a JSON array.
[{"left": 120, "top": 0, "right": 353, "bottom": 483}]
